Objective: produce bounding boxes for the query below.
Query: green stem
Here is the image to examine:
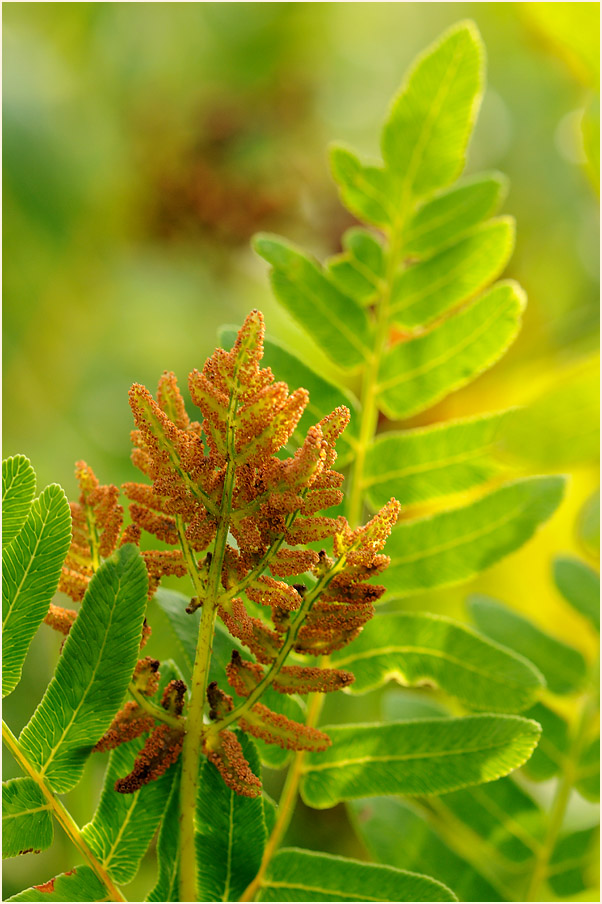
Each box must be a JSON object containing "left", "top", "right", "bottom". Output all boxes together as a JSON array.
[
  {"left": 178, "top": 381, "right": 240, "bottom": 902},
  {"left": 128, "top": 684, "right": 183, "bottom": 730},
  {"left": 2, "top": 721, "right": 126, "bottom": 903},
  {"left": 346, "top": 229, "right": 403, "bottom": 528}
]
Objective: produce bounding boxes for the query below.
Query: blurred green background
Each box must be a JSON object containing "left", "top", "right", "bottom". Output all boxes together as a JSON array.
[{"left": 3, "top": 3, "right": 599, "bottom": 900}]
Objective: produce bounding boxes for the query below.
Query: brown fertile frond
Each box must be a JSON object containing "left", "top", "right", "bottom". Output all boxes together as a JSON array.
[
  {"left": 114, "top": 724, "right": 184, "bottom": 793},
  {"left": 133, "top": 657, "right": 161, "bottom": 697},
  {"left": 239, "top": 703, "right": 331, "bottom": 752},
  {"left": 203, "top": 729, "right": 262, "bottom": 798},
  {"left": 94, "top": 702, "right": 155, "bottom": 753},
  {"left": 44, "top": 604, "right": 77, "bottom": 636}
]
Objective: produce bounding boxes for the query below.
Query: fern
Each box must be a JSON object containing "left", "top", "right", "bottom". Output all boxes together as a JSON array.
[{"left": 2, "top": 20, "right": 594, "bottom": 904}]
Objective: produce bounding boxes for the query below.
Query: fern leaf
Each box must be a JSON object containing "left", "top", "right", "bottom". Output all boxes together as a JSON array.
[{"left": 2, "top": 778, "right": 53, "bottom": 859}]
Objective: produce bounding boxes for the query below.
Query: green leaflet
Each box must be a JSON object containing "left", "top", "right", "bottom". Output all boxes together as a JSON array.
[
  {"left": 253, "top": 234, "right": 373, "bottom": 369},
  {"left": 195, "top": 733, "right": 266, "bottom": 902},
  {"left": 148, "top": 761, "right": 181, "bottom": 902},
  {"left": 6, "top": 866, "right": 107, "bottom": 902},
  {"left": 2, "top": 455, "right": 36, "bottom": 548},
  {"left": 521, "top": 703, "right": 569, "bottom": 782},
  {"left": 382, "top": 688, "right": 449, "bottom": 722},
  {"left": 381, "top": 21, "right": 484, "bottom": 206},
  {"left": 548, "top": 827, "right": 600, "bottom": 897},
  {"left": 576, "top": 736, "right": 600, "bottom": 802},
  {"left": 430, "top": 777, "right": 544, "bottom": 865},
  {"left": 554, "top": 556, "right": 600, "bottom": 632},
  {"left": 82, "top": 736, "right": 176, "bottom": 883},
  {"left": 2, "top": 778, "right": 53, "bottom": 859},
  {"left": 468, "top": 594, "right": 587, "bottom": 695},
  {"left": 330, "top": 145, "right": 393, "bottom": 228},
  {"left": 385, "top": 477, "right": 565, "bottom": 596},
  {"left": 349, "top": 797, "right": 504, "bottom": 902},
  {"left": 19, "top": 545, "right": 148, "bottom": 794},
  {"left": 377, "top": 281, "right": 525, "bottom": 420},
  {"left": 391, "top": 218, "right": 515, "bottom": 328},
  {"left": 404, "top": 172, "right": 508, "bottom": 258},
  {"left": 363, "top": 411, "right": 507, "bottom": 509},
  {"left": 154, "top": 587, "right": 201, "bottom": 675},
  {"left": 261, "top": 848, "right": 457, "bottom": 902},
  {"left": 301, "top": 715, "right": 541, "bottom": 809},
  {"left": 219, "top": 328, "right": 360, "bottom": 464},
  {"left": 327, "top": 228, "right": 385, "bottom": 305},
  {"left": 2, "top": 482, "right": 71, "bottom": 698},
  {"left": 331, "top": 612, "right": 543, "bottom": 712}
]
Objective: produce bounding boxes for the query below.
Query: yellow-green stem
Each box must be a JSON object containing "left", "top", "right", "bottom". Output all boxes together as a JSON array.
[
  {"left": 238, "top": 686, "right": 326, "bottom": 902},
  {"left": 2, "top": 721, "right": 126, "bottom": 902}
]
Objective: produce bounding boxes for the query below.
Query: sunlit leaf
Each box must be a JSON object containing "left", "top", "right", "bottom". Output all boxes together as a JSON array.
[
  {"left": 381, "top": 21, "right": 484, "bottom": 206},
  {"left": 2, "top": 778, "right": 53, "bottom": 859},
  {"left": 404, "top": 172, "right": 508, "bottom": 257},
  {"left": 378, "top": 282, "right": 525, "bottom": 419},
  {"left": 19, "top": 545, "right": 148, "bottom": 793},
  {"left": 469, "top": 594, "right": 587, "bottom": 694},
  {"left": 363, "top": 412, "right": 507, "bottom": 509},
  {"left": 391, "top": 218, "right": 515, "bottom": 328},
  {"left": 301, "top": 716, "right": 541, "bottom": 809},
  {"left": 2, "top": 483, "right": 71, "bottom": 698},
  {"left": 330, "top": 145, "right": 392, "bottom": 227},
  {"left": 254, "top": 234, "right": 373, "bottom": 369},
  {"left": 261, "top": 848, "right": 457, "bottom": 902},
  {"left": 385, "top": 477, "right": 565, "bottom": 595},
  {"left": 332, "top": 612, "right": 543, "bottom": 712}
]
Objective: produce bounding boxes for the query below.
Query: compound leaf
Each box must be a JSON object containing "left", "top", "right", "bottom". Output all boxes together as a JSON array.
[
  {"left": 363, "top": 411, "right": 507, "bottom": 509},
  {"left": 6, "top": 867, "right": 107, "bottom": 902},
  {"left": 301, "top": 715, "right": 541, "bottom": 809},
  {"left": 331, "top": 612, "right": 543, "bottom": 712},
  {"left": 468, "top": 594, "right": 587, "bottom": 695},
  {"left": 254, "top": 234, "right": 373, "bottom": 369},
  {"left": 2, "top": 483, "right": 71, "bottom": 698},
  {"left": 404, "top": 172, "right": 508, "bottom": 257},
  {"left": 385, "top": 477, "right": 565, "bottom": 595},
  {"left": 261, "top": 848, "right": 457, "bottom": 902},
  {"left": 2, "top": 778, "right": 53, "bottom": 859},
  {"left": 381, "top": 21, "right": 484, "bottom": 206},
  {"left": 377, "top": 282, "right": 525, "bottom": 420},
  {"left": 554, "top": 556, "right": 600, "bottom": 632},
  {"left": 391, "top": 218, "right": 515, "bottom": 328},
  {"left": 19, "top": 544, "right": 148, "bottom": 793},
  {"left": 195, "top": 733, "right": 266, "bottom": 902},
  {"left": 2, "top": 455, "right": 36, "bottom": 548}
]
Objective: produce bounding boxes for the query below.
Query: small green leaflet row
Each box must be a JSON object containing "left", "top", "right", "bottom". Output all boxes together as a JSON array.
[
  {"left": 6, "top": 867, "right": 108, "bottom": 902},
  {"left": 2, "top": 455, "right": 72, "bottom": 698},
  {"left": 19, "top": 544, "right": 148, "bottom": 793}
]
